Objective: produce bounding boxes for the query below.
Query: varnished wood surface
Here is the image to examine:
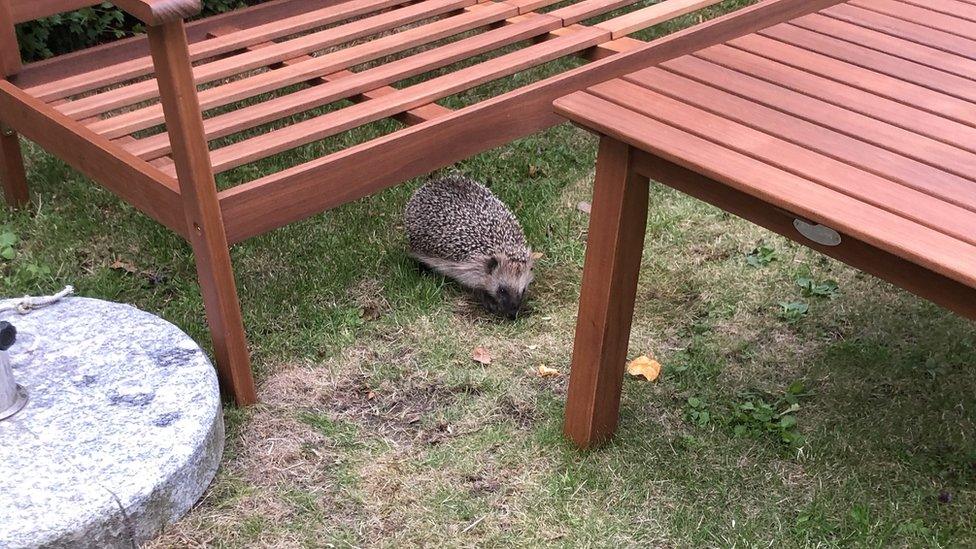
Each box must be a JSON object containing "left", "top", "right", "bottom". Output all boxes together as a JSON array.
[
  {"left": 563, "top": 137, "right": 649, "bottom": 448},
  {"left": 556, "top": 0, "right": 976, "bottom": 447},
  {"left": 0, "top": 0, "right": 842, "bottom": 401},
  {"left": 556, "top": 0, "right": 976, "bottom": 294},
  {"left": 216, "top": 0, "right": 844, "bottom": 243},
  {"left": 148, "top": 20, "right": 257, "bottom": 405}
]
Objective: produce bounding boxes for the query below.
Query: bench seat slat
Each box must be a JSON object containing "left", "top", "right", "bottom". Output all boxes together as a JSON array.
[
  {"left": 89, "top": 2, "right": 522, "bottom": 139},
  {"left": 56, "top": 0, "right": 477, "bottom": 119},
  {"left": 25, "top": 0, "right": 411, "bottom": 101},
  {"left": 199, "top": 25, "right": 610, "bottom": 174},
  {"left": 124, "top": 12, "right": 562, "bottom": 160},
  {"left": 592, "top": 0, "right": 723, "bottom": 39}
]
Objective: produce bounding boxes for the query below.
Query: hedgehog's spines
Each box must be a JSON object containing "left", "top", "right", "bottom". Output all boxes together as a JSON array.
[{"left": 405, "top": 175, "right": 534, "bottom": 318}]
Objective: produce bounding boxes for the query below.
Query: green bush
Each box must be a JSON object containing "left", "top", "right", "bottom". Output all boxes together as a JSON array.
[{"left": 15, "top": 1, "right": 255, "bottom": 61}]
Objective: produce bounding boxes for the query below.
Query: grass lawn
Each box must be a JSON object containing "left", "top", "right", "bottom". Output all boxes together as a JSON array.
[{"left": 3, "top": 2, "right": 976, "bottom": 546}]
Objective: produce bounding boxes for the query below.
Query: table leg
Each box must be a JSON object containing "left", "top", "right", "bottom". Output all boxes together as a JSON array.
[{"left": 564, "top": 137, "right": 649, "bottom": 448}]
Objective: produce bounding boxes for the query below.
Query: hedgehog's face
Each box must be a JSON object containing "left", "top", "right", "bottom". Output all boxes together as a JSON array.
[{"left": 480, "top": 253, "right": 534, "bottom": 319}]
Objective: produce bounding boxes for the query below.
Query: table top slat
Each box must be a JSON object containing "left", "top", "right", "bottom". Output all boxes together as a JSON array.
[
  {"left": 553, "top": 90, "right": 976, "bottom": 289},
  {"left": 823, "top": 3, "right": 976, "bottom": 61},
  {"left": 714, "top": 35, "right": 976, "bottom": 127},
  {"left": 555, "top": 0, "right": 976, "bottom": 291},
  {"left": 690, "top": 45, "right": 976, "bottom": 155},
  {"left": 587, "top": 78, "right": 976, "bottom": 246}
]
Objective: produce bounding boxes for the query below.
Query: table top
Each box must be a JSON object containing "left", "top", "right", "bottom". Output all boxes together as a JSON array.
[{"left": 555, "top": 0, "right": 976, "bottom": 290}]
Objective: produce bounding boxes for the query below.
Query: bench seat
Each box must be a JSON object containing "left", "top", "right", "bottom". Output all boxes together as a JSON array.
[{"left": 0, "top": 0, "right": 847, "bottom": 403}]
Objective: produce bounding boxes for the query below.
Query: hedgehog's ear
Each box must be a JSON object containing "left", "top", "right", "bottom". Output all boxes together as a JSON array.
[{"left": 485, "top": 255, "right": 499, "bottom": 274}]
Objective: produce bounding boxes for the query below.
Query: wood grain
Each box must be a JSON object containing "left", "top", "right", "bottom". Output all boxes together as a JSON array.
[
  {"left": 9, "top": 0, "right": 101, "bottom": 23},
  {"left": 822, "top": 3, "right": 976, "bottom": 61},
  {"left": 0, "top": 81, "right": 186, "bottom": 232},
  {"left": 554, "top": 91, "right": 976, "bottom": 289},
  {"left": 754, "top": 25, "right": 976, "bottom": 103},
  {"left": 202, "top": 25, "right": 608, "bottom": 175},
  {"left": 594, "top": 0, "right": 723, "bottom": 39},
  {"left": 148, "top": 19, "right": 257, "bottom": 405},
  {"left": 25, "top": 0, "right": 408, "bottom": 101},
  {"left": 57, "top": 0, "right": 475, "bottom": 119},
  {"left": 632, "top": 153, "right": 976, "bottom": 321},
  {"left": 591, "top": 78, "right": 976, "bottom": 241},
  {"left": 691, "top": 44, "right": 976, "bottom": 153},
  {"left": 90, "top": 2, "right": 520, "bottom": 139},
  {"left": 216, "top": 0, "right": 846, "bottom": 242},
  {"left": 0, "top": 1, "right": 20, "bottom": 76},
  {"left": 720, "top": 34, "right": 976, "bottom": 127},
  {"left": 563, "top": 137, "right": 648, "bottom": 448}
]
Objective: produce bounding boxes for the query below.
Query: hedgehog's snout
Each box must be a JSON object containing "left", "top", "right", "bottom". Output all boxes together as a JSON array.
[{"left": 481, "top": 286, "right": 525, "bottom": 320}]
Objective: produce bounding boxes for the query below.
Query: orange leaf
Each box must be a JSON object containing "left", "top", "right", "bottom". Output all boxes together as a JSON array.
[
  {"left": 626, "top": 356, "right": 662, "bottom": 382},
  {"left": 537, "top": 365, "right": 561, "bottom": 378},
  {"left": 472, "top": 346, "right": 493, "bottom": 365}
]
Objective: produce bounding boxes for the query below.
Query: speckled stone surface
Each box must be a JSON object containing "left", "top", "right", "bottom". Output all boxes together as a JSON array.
[{"left": 0, "top": 297, "right": 224, "bottom": 549}]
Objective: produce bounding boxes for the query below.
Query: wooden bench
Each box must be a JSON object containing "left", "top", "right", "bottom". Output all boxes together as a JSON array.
[
  {"left": 0, "top": 0, "right": 840, "bottom": 404},
  {"left": 555, "top": 0, "right": 976, "bottom": 448}
]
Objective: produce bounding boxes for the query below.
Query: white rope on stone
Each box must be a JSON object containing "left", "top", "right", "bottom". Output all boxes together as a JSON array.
[{"left": 0, "top": 286, "right": 75, "bottom": 315}]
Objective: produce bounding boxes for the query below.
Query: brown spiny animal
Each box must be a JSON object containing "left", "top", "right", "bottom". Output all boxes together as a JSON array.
[{"left": 404, "top": 175, "right": 534, "bottom": 319}]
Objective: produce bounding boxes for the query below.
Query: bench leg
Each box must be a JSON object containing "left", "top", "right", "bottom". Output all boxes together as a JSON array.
[
  {"left": 148, "top": 20, "right": 257, "bottom": 405},
  {"left": 564, "top": 137, "right": 649, "bottom": 449},
  {"left": 191, "top": 237, "right": 258, "bottom": 405},
  {"left": 0, "top": 127, "right": 28, "bottom": 208}
]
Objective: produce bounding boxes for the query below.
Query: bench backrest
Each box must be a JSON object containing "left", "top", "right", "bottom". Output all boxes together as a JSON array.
[{"left": 8, "top": 0, "right": 102, "bottom": 23}]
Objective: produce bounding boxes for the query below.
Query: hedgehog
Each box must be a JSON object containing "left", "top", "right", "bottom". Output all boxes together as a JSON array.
[{"left": 405, "top": 175, "right": 534, "bottom": 319}]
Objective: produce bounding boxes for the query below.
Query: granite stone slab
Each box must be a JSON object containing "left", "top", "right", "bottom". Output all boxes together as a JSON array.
[{"left": 0, "top": 297, "right": 224, "bottom": 548}]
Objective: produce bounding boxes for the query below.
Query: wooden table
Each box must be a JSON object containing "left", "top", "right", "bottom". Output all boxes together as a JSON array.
[{"left": 554, "top": 0, "right": 976, "bottom": 449}]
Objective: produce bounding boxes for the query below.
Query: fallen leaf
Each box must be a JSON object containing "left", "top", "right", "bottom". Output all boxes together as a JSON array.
[
  {"left": 627, "top": 355, "right": 662, "bottom": 381},
  {"left": 472, "top": 346, "right": 493, "bottom": 365},
  {"left": 538, "top": 365, "right": 561, "bottom": 378},
  {"left": 577, "top": 201, "right": 592, "bottom": 214},
  {"left": 109, "top": 260, "right": 139, "bottom": 274},
  {"left": 531, "top": 251, "right": 545, "bottom": 260}
]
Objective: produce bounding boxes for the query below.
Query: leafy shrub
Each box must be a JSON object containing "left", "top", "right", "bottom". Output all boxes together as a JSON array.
[{"left": 15, "top": 1, "right": 256, "bottom": 61}]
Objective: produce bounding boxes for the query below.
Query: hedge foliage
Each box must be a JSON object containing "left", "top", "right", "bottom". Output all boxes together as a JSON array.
[{"left": 15, "top": 1, "right": 255, "bottom": 61}]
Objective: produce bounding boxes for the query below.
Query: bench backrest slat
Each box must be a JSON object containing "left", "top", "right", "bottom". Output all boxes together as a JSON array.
[{"left": 9, "top": 0, "right": 103, "bottom": 23}]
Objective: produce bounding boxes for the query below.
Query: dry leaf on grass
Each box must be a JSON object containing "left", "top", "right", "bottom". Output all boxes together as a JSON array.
[
  {"left": 537, "top": 365, "right": 561, "bottom": 378},
  {"left": 109, "top": 260, "right": 139, "bottom": 274},
  {"left": 531, "top": 251, "right": 545, "bottom": 260},
  {"left": 577, "top": 201, "right": 592, "bottom": 214},
  {"left": 472, "top": 347, "right": 493, "bottom": 365},
  {"left": 627, "top": 356, "right": 662, "bottom": 381}
]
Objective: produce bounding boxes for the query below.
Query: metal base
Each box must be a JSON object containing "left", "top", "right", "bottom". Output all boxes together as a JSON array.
[{"left": 0, "top": 385, "right": 28, "bottom": 421}]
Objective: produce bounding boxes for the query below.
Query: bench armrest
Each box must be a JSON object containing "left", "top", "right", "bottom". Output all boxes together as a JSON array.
[{"left": 112, "top": 0, "right": 201, "bottom": 26}]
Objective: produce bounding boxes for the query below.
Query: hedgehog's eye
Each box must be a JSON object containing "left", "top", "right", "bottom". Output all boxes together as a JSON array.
[{"left": 498, "top": 287, "right": 509, "bottom": 298}]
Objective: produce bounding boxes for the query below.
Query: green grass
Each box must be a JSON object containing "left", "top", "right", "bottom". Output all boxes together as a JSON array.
[{"left": 4, "top": 1, "right": 976, "bottom": 546}]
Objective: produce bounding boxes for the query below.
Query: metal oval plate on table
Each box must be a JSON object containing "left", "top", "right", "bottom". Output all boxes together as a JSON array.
[{"left": 794, "top": 218, "right": 842, "bottom": 247}]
